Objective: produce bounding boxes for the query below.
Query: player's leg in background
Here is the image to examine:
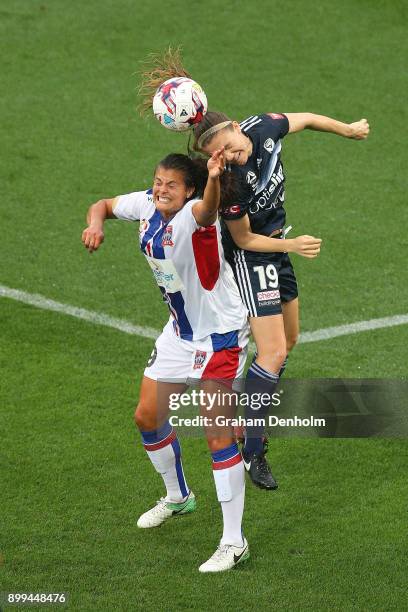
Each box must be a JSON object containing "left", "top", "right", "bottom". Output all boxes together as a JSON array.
[
  {"left": 245, "top": 314, "right": 286, "bottom": 451},
  {"left": 282, "top": 297, "right": 300, "bottom": 374},
  {"left": 135, "top": 376, "right": 191, "bottom": 505}
]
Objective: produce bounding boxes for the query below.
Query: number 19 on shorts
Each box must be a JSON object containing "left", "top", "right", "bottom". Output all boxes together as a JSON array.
[{"left": 253, "top": 264, "right": 278, "bottom": 290}]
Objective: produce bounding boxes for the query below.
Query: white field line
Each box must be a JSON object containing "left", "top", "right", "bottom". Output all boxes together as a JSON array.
[{"left": 1, "top": 284, "right": 408, "bottom": 346}]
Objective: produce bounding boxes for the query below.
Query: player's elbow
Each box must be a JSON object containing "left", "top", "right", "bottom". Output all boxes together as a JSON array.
[{"left": 230, "top": 233, "right": 251, "bottom": 250}]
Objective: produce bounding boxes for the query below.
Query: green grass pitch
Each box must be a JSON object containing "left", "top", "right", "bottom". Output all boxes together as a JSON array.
[{"left": 1, "top": 0, "right": 407, "bottom": 610}]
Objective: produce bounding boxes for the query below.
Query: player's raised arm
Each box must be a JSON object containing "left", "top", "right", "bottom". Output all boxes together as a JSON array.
[
  {"left": 192, "top": 148, "right": 225, "bottom": 227},
  {"left": 225, "top": 216, "right": 322, "bottom": 258},
  {"left": 82, "top": 197, "right": 117, "bottom": 253},
  {"left": 282, "top": 113, "right": 370, "bottom": 139}
]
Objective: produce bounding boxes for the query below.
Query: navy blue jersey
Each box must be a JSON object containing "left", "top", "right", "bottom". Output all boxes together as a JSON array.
[{"left": 221, "top": 113, "right": 289, "bottom": 253}]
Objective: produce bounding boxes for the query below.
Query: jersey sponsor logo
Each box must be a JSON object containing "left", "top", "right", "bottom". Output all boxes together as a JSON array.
[
  {"left": 162, "top": 225, "right": 174, "bottom": 246},
  {"left": 249, "top": 166, "right": 285, "bottom": 214},
  {"left": 258, "top": 299, "right": 281, "bottom": 307},
  {"left": 257, "top": 290, "right": 280, "bottom": 301},
  {"left": 246, "top": 170, "right": 258, "bottom": 189},
  {"left": 193, "top": 350, "right": 207, "bottom": 369},
  {"left": 264, "top": 138, "right": 275, "bottom": 153},
  {"left": 146, "top": 257, "right": 185, "bottom": 292},
  {"left": 222, "top": 204, "right": 241, "bottom": 216}
]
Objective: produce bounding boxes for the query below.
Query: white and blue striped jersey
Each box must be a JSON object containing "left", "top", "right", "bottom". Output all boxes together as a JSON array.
[{"left": 113, "top": 190, "right": 248, "bottom": 343}]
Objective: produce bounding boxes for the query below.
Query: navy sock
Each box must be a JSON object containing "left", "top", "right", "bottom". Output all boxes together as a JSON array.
[{"left": 243, "top": 360, "right": 279, "bottom": 455}]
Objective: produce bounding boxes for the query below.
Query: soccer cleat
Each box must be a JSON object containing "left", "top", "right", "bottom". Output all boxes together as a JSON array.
[
  {"left": 137, "top": 491, "right": 196, "bottom": 528},
  {"left": 242, "top": 450, "right": 278, "bottom": 490},
  {"left": 199, "top": 538, "right": 250, "bottom": 573}
]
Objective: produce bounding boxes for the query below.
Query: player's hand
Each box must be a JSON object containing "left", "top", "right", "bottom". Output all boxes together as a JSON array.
[
  {"left": 289, "top": 235, "right": 322, "bottom": 258},
  {"left": 348, "top": 118, "right": 369, "bottom": 140},
  {"left": 207, "top": 147, "right": 225, "bottom": 178},
  {"left": 82, "top": 225, "right": 104, "bottom": 253}
]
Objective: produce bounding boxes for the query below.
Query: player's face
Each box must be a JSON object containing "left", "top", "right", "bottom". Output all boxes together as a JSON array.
[
  {"left": 202, "top": 122, "right": 253, "bottom": 165},
  {"left": 153, "top": 168, "right": 194, "bottom": 219}
]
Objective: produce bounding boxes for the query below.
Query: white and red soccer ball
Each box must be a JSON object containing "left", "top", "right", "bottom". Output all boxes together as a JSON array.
[{"left": 152, "top": 77, "right": 208, "bottom": 132}]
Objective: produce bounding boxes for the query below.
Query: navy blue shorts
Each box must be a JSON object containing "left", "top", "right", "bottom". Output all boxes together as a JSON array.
[{"left": 228, "top": 250, "right": 298, "bottom": 317}]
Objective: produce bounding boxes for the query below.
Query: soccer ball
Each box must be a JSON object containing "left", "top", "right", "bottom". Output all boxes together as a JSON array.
[{"left": 152, "top": 77, "right": 208, "bottom": 132}]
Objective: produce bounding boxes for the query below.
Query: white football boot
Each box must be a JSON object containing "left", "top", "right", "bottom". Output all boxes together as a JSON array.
[
  {"left": 199, "top": 537, "right": 249, "bottom": 573},
  {"left": 137, "top": 491, "right": 196, "bottom": 528}
]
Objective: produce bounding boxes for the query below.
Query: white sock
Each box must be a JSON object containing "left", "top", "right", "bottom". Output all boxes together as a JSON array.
[
  {"left": 211, "top": 443, "right": 245, "bottom": 547},
  {"left": 141, "top": 422, "right": 189, "bottom": 503}
]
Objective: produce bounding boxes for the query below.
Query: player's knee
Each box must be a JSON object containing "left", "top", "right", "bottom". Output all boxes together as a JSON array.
[
  {"left": 134, "top": 402, "right": 154, "bottom": 431},
  {"left": 207, "top": 437, "right": 235, "bottom": 454},
  {"left": 257, "top": 340, "right": 287, "bottom": 371}
]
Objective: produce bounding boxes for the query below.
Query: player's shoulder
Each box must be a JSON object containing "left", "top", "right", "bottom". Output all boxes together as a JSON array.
[
  {"left": 114, "top": 188, "right": 155, "bottom": 221},
  {"left": 117, "top": 187, "right": 153, "bottom": 205},
  {"left": 240, "top": 113, "right": 288, "bottom": 139}
]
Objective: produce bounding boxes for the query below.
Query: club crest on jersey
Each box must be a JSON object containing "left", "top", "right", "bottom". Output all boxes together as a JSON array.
[
  {"left": 193, "top": 350, "right": 207, "bottom": 369},
  {"left": 264, "top": 138, "right": 275, "bottom": 153},
  {"left": 162, "top": 225, "right": 174, "bottom": 246},
  {"left": 246, "top": 171, "right": 258, "bottom": 190}
]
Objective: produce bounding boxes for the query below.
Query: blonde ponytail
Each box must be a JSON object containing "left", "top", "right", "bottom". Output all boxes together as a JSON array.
[{"left": 137, "top": 46, "right": 192, "bottom": 114}]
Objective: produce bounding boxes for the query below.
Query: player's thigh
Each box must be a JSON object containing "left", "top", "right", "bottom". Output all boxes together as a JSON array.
[
  {"left": 136, "top": 324, "right": 191, "bottom": 430},
  {"left": 282, "top": 297, "right": 299, "bottom": 352},
  {"left": 249, "top": 314, "right": 287, "bottom": 372}
]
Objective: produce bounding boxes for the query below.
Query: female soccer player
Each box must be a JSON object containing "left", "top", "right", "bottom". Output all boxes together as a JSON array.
[
  {"left": 83, "top": 150, "right": 251, "bottom": 572},
  {"left": 138, "top": 49, "right": 334, "bottom": 490},
  {"left": 191, "top": 110, "right": 369, "bottom": 488}
]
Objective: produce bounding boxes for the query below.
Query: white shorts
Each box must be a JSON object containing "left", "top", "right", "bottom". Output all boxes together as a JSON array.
[{"left": 144, "top": 319, "right": 249, "bottom": 384}]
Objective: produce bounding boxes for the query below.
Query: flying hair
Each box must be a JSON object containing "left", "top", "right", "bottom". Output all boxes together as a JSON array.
[
  {"left": 137, "top": 48, "right": 235, "bottom": 155},
  {"left": 137, "top": 46, "right": 192, "bottom": 115}
]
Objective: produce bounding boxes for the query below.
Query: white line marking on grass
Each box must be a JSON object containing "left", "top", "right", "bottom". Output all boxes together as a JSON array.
[
  {"left": 297, "top": 314, "right": 408, "bottom": 344},
  {"left": 0, "top": 285, "right": 158, "bottom": 340},
  {"left": 1, "top": 284, "right": 408, "bottom": 345}
]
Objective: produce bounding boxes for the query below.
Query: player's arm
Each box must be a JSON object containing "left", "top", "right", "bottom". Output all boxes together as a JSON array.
[
  {"left": 192, "top": 148, "right": 224, "bottom": 227},
  {"left": 225, "top": 216, "right": 322, "bottom": 259},
  {"left": 282, "top": 113, "right": 369, "bottom": 140},
  {"left": 82, "top": 197, "right": 117, "bottom": 253}
]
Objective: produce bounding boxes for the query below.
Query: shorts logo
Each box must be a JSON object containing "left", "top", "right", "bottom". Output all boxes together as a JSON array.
[
  {"left": 193, "top": 350, "right": 207, "bottom": 369},
  {"left": 257, "top": 290, "right": 280, "bottom": 302},
  {"left": 264, "top": 138, "right": 275, "bottom": 153},
  {"left": 162, "top": 225, "right": 174, "bottom": 246},
  {"left": 147, "top": 346, "right": 157, "bottom": 367}
]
